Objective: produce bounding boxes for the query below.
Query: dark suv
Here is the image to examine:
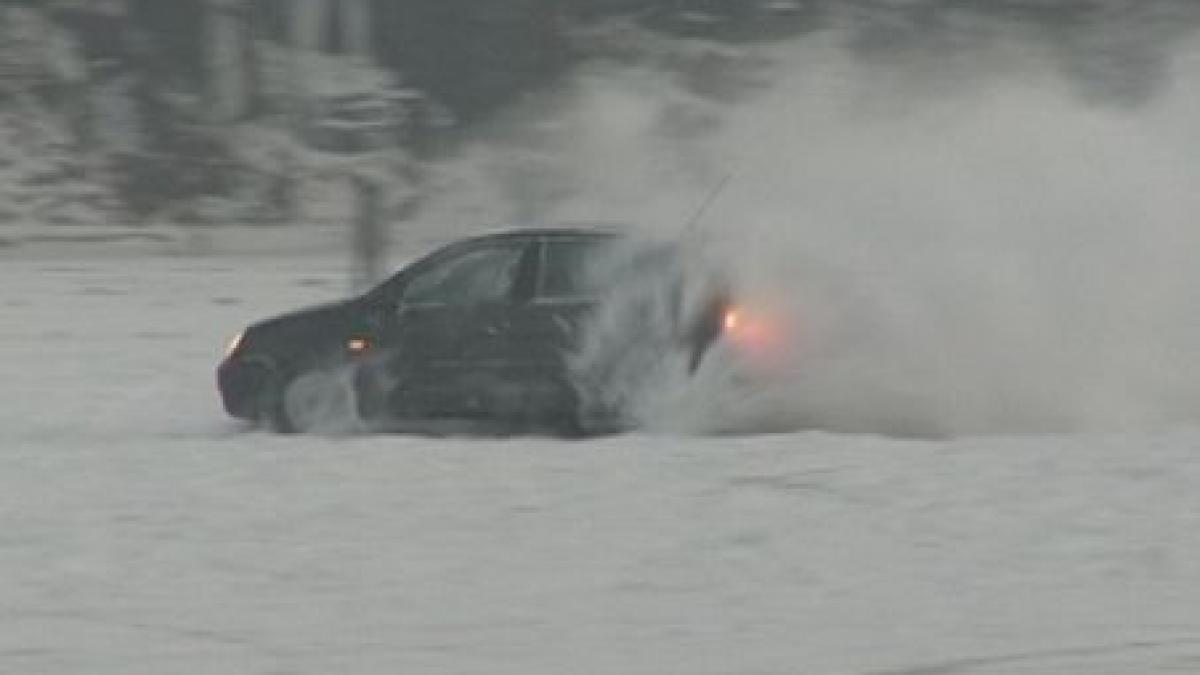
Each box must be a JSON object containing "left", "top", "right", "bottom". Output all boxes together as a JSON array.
[{"left": 217, "top": 226, "right": 729, "bottom": 434}]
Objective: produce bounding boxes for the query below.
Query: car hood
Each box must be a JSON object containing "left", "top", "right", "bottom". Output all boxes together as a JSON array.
[{"left": 243, "top": 298, "right": 366, "bottom": 361}]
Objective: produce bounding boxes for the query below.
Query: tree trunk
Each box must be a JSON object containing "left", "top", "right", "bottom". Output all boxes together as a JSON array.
[
  {"left": 289, "top": 0, "right": 328, "bottom": 52},
  {"left": 350, "top": 173, "right": 384, "bottom": 291},
  {"left": 341, "top": 0, "right": 372, "bottom": 62},
  {"left": 205, "top": 0, "right": 251, "bottom": 122}
]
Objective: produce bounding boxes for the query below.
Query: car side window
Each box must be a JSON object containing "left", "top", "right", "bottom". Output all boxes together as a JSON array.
[
  {"left": 402, "top": 243, "right": 526, "bottom": 306},
  {"left": 539, "top": 239, "right": 610, "bottom": 300}
]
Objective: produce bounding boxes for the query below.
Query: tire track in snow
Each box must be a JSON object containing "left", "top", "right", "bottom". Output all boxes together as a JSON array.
[{"left": 864, "top": 636, "right": 1200, "bottom": 675}]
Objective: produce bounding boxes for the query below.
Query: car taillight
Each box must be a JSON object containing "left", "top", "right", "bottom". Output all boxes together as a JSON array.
[
  {"left": 723, "top": 309, "right": 741, "bottom": 332},
  {"left": 721, "top": 306, "right": 785, "bottom": 353}
]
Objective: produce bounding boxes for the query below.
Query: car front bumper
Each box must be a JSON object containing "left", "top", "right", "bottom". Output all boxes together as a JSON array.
[{"left": 217, "top": 357, "right": 271, "bottom": 421}]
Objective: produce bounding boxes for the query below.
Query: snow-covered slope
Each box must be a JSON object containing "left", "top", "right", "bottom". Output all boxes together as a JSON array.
[{"left": 3, "top": 252, "right": 1199, "bottom": 674}]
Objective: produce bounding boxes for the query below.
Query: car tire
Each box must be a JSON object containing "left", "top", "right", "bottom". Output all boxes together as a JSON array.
[{"left": 257, "top": 370, "right": 299, "bottom": 434}]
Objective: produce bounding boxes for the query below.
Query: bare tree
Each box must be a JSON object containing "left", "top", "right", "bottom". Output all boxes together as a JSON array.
[{"left": 283, "top": 0, "right": 390, "bottom": 289}]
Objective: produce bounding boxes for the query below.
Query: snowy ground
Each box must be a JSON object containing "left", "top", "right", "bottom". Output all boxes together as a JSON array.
[{"left": 3, "top": 241, "right": 1200, "bottom": 674}]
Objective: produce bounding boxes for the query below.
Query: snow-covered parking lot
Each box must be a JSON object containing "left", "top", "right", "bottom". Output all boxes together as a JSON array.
[{"left": 3, "top": 246, "right": 1200, "bottom": 674}]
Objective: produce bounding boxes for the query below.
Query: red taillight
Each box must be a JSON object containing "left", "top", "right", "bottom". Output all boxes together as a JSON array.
[
  {"left": 723, "top": 309, "right": 742, "bottom": 332},
  {"left": 721, "top": 306, "right": 785, "bottom": 353}
]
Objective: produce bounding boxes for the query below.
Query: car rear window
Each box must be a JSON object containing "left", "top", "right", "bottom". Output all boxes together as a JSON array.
[{"left": 539, "top": 238, "right": 612, "bottom": 300}]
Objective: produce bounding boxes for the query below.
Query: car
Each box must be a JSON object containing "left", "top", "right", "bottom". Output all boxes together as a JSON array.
[{"left": 216, "top": 225, "right": 742, "bottom": 435}]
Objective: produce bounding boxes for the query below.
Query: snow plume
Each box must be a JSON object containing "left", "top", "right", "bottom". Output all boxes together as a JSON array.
[
  {"left": 428, "top": 24, "right": 1200, "bottom": 436},
  {"left": 648, "top": 36, "right": 1200, "bottom": 437},
  {"left": 279, "top": 365, "right": 367, "bottom": 435}
]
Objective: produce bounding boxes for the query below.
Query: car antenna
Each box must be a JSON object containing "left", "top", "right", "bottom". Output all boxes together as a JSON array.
[{"left": 682, "top": 173, "right": 733, "bottom": 238}]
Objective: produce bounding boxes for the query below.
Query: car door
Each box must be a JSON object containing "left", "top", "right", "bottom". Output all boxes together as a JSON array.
[
  {"left": 383, "top": 237, "right": 536, "bottom": 416},
  {"left": 499, "top": 237, "right": 612, "bottom": 396}
]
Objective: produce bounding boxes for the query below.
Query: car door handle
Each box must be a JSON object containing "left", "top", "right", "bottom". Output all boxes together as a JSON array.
[{"left": 482, "top": 322, "right": 509, "bottom": 336}]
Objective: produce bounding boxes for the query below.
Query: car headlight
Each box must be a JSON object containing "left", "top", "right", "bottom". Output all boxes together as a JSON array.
[{"left": 224, "top": 331, "right": 245, "bottom": 359}]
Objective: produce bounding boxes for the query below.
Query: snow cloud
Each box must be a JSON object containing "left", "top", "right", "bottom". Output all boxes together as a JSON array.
[{"left": 424, "top": 23, "right": 1200, "bottom": 436}]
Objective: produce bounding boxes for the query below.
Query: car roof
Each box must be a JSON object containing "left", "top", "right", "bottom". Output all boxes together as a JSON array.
[{"left": 460, "top": 223, "right": 629, "bottom": 245}]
